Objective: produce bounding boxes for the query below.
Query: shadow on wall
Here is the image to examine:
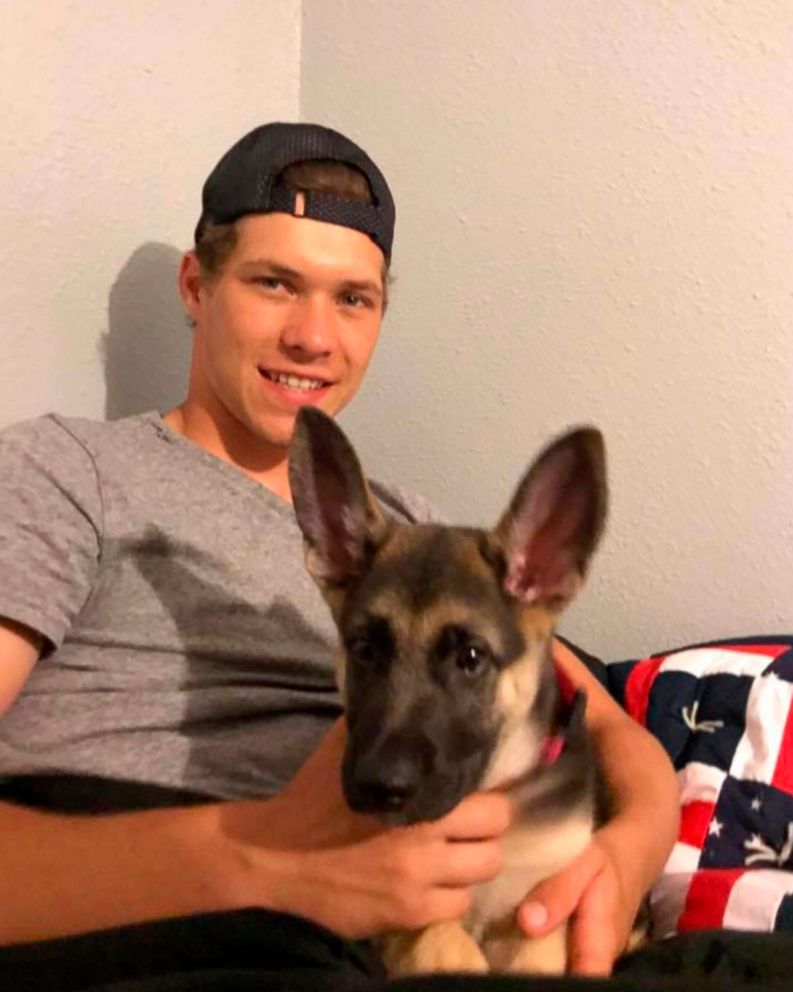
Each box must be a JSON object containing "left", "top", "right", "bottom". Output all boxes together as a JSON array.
[{"left": 101, "top": 242, "right": 192, "bottom": 420}]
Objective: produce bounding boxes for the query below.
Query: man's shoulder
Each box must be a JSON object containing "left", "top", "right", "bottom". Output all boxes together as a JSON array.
[
  {"left": 0, "top": 410, "right": 159, "bottom": 460},
  {"left": 49, "top": 410, "right": 161, "bottom": 453},
  {"left": 369, "top": 478, "right": 446, "bottom": 526},
  {"left": 0, "top": 413, "right": 94, "bottom": 469}
]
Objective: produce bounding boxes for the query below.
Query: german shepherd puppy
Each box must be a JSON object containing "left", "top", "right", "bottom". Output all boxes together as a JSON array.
[{"left": 288, "top": 408, "right": 607, "bottom": 975}]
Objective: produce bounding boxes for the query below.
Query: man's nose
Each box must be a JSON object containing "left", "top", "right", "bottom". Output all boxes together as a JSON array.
[{"left": 281, "top": 295, "right": 336, "bottom": 356}]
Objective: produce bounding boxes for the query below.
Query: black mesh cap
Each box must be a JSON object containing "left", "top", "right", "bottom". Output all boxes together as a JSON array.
[{"left": 195, "top": 122, "right": 395, "bottom": 259}]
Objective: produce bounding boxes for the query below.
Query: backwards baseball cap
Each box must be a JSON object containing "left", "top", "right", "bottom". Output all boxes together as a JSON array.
[{"left": 195, "top": 122, "right": 395, "bottom": 259}]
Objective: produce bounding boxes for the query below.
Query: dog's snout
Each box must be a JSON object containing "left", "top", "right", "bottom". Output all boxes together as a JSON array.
[
  {"left": 349, "top": 754, "right": 420, "bottom": 813},
  {"left": 358, "top": 776, "right": 416, "bottom": 812},
  {"left": 344, "top": 732, "right": 427, "bottom": 816}
]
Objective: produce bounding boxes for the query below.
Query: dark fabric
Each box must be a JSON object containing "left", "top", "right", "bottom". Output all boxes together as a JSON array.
[
  {"left": 555, "top": 635, "right": 609, "bottom": 688},
  {"left": 0, "top": 909, "right": 382, "bottom": 992},
  {"left": 615, "top": 929, "right": 793, "bottom": 987},
  {"left": 0, "top": 774, "right": 214, "bottom": 814},
  {"left": 3, "top": 912, "right": 791, "bottom": 992}
]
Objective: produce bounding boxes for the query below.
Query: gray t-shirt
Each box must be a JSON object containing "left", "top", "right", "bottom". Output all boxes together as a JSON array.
[{"left": 0, "top": 412, "right": 436, "bottom": 801}]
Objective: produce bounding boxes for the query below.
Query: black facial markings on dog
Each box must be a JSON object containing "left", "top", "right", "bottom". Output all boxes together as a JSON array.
[
  {"left": 333, "top": 526, "right": 538, "bottom": 822},
  {"left": 344, "top": 614, "right": 395, "bottom": 674}
]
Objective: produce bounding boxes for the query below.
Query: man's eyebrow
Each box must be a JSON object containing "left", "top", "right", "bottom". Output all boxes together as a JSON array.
[
  {"left": 339, "top": 278, "right": 383, "bottom": 298},
  {"left": 240, "top": 260, "right": 383, "bottom": 297},
  {"left": 239, "top": 259, "right": 302, "bottom": 279}
]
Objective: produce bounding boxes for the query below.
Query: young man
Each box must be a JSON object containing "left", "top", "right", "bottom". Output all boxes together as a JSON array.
[{"left": 0, "top": 122, "right": 678, "bottom": 988}]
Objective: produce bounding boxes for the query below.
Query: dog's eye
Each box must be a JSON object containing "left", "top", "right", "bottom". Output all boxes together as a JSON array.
[
  {"left": 456, "top": 644, "right": 489, "bottom": 676},
  {"left": 347, "top": 637, "right": 376, "bottom": 664},
  {"left": 344, "top": 617, "right": 395, "bottom": 671},
  {"left": 435, "top": 625, "right": 493, "bottom": 679}
]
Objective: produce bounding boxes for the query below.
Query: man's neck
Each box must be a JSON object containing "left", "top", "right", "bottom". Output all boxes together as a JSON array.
[{"left": 163, "top": 405, "right": 292, "bottom": 502}]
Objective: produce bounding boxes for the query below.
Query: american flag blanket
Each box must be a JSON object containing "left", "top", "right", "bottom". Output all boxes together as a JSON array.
[{"left": 604, "top": 635, "right": 793, "bottom": 938}]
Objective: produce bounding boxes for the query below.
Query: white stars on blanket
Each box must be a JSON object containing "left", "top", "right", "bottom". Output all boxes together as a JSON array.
[
  {"left": 744, "top": 823, "right": 793, "bottom": 868},
  {"left": 682, "top": 700, "right": 725, "bottom": 734},
  {"left": 708, "top": 818, "right": 723, "bottom": 838}
]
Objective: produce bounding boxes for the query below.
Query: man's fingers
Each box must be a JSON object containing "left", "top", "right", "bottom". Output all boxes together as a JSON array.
[
  {"left": 567, "top": 865, "right": 618, "bottom": 976},
  {"left": 439, "top": 792, "right": 513, "bottom": 841},
  {"left": 422, "top": 887, "right": 473, "bottom": 927},
  {"left": 432, "top": 838, "right": 503, "bottom": 887},
  {"left": 517, "top": 842, "right": 605, "bottom": 935}
]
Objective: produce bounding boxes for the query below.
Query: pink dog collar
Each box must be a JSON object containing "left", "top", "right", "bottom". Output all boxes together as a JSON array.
[
  {"left": 539, "top": 734, "right": 566, "bottom": 766},
  {"left": 539, "top": 662, "right": 586, "bottom": 766}
]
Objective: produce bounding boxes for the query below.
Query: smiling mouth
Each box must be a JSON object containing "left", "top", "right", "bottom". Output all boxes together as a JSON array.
[{"left": 260, "top": 369, "right": 330, "bottom": 392}]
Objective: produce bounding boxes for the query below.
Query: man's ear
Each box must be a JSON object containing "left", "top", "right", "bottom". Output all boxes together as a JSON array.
[
  {"left": 289, "top": 407, "right": 390, "bottom": 587},
  {"left": 178, "top": 251, "right": 203, "bottom": 321},
  {"left": 492, "top": 427, "right": 607, "bottom": 613}
]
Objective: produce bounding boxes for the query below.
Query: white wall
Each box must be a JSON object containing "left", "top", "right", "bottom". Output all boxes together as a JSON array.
[
  {"left": 3, "top": 2, "right": 791, "bottom": 660},
  {"left": 302, "top": 1, "right": 793, "bottom": 658},
  {"left": 1, "top": 0, "right": 301, "bottom": 426}
]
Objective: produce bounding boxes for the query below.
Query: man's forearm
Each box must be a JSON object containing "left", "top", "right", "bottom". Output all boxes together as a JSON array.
[
  {"left": 0, "top": 728, "right": 512, "bottom": 949},
  {"left": 592, "top": 715, "right": 680, "bottom": 909},
  {"left": 517, "top": 644, "right": 680, "bottom": 972},
  {"left": 0, "top": 799, "right": 251, "bottom": 944}
]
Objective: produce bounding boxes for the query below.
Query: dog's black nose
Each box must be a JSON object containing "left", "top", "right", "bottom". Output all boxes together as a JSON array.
[
  {"left": 356, "top": 777, "right": 416, "bottom": 812},
  {"left": 348, "top": 755, "right": 421, "bottom": 814}
]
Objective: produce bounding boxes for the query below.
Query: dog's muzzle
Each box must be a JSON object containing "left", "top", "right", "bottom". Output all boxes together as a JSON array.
[
  {"left": 343, "top": 730, "right": 427, "bottom": 819},
  {"left": 342, "top": 729, "right": 489, "bottom": 825}
]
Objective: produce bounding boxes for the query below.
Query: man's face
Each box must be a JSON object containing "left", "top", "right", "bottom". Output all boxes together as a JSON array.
[{"left": 182, "top": 212, "right": 385, "bottom": 450}]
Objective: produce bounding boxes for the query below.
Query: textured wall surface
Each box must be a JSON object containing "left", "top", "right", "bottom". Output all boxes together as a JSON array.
[
  {"left": 3, "top": 3, "right": 791, "bottom": 659},
  {"left": 302, "top": 1, "right": 793, "bottom": 657},
  {"left": 1, "top": 1, "right": 300, "bottom": 427}
]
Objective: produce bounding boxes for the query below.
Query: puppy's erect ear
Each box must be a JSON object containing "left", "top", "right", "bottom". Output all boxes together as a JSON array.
[
  {"left": 492, "top": 427, "right": 607, "bottom": 612},
  {"left": 289, "top": 408, "right": 390, "bottom": 586}
]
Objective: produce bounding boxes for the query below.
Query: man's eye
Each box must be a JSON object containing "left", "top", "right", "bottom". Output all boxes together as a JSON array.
[
  {"left": 254, "top": 276, "right": 285, "bottom": 291},
  {"left": 341, "top": 292, "right": 370, "bottom": 309}
]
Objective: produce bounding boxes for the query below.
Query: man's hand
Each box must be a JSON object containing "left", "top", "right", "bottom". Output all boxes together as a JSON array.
[
  {"left": 517, "top": 838, "right": 636, "bottom": 976},
  {"left": 218, "top": 719, "right": 513, "bottom": 940}
]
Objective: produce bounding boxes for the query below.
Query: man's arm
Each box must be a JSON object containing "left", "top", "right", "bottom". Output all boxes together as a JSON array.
[
  {"left": 0, "top": 619, "right": 40, "bottom": 715},
  {"left": 0, "top": 622, "right": 509, "bottom": 945},
  {"left": 518, "top": 638, "right": 680, "bottom": 975},
  {"left": 0, "top": 731, "right": 510, "bottom": 946},
  {"left": 0, "top": 619, "right": 229, "bottom": 943}
]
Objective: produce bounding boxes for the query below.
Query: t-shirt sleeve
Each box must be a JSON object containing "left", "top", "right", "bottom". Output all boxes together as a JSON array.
[
  {"left": 0, "top": 416, "right": 102, "bottom": 649},
  {"left": 369, "top": 478, "right": 447, "bottom": 525}
]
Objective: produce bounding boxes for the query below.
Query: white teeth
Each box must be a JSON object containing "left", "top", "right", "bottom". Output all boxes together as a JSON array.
[{"left": 265, "top": 371, "right": 326, "bottom": 391}]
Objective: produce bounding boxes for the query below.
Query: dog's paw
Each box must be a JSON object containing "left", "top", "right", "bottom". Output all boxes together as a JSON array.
[
  {"left": 485, "top": 926, "right": 568, "bottom": 975},
  {"left": 381, "top": 923, "right": 489, "bottom": 975}
]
